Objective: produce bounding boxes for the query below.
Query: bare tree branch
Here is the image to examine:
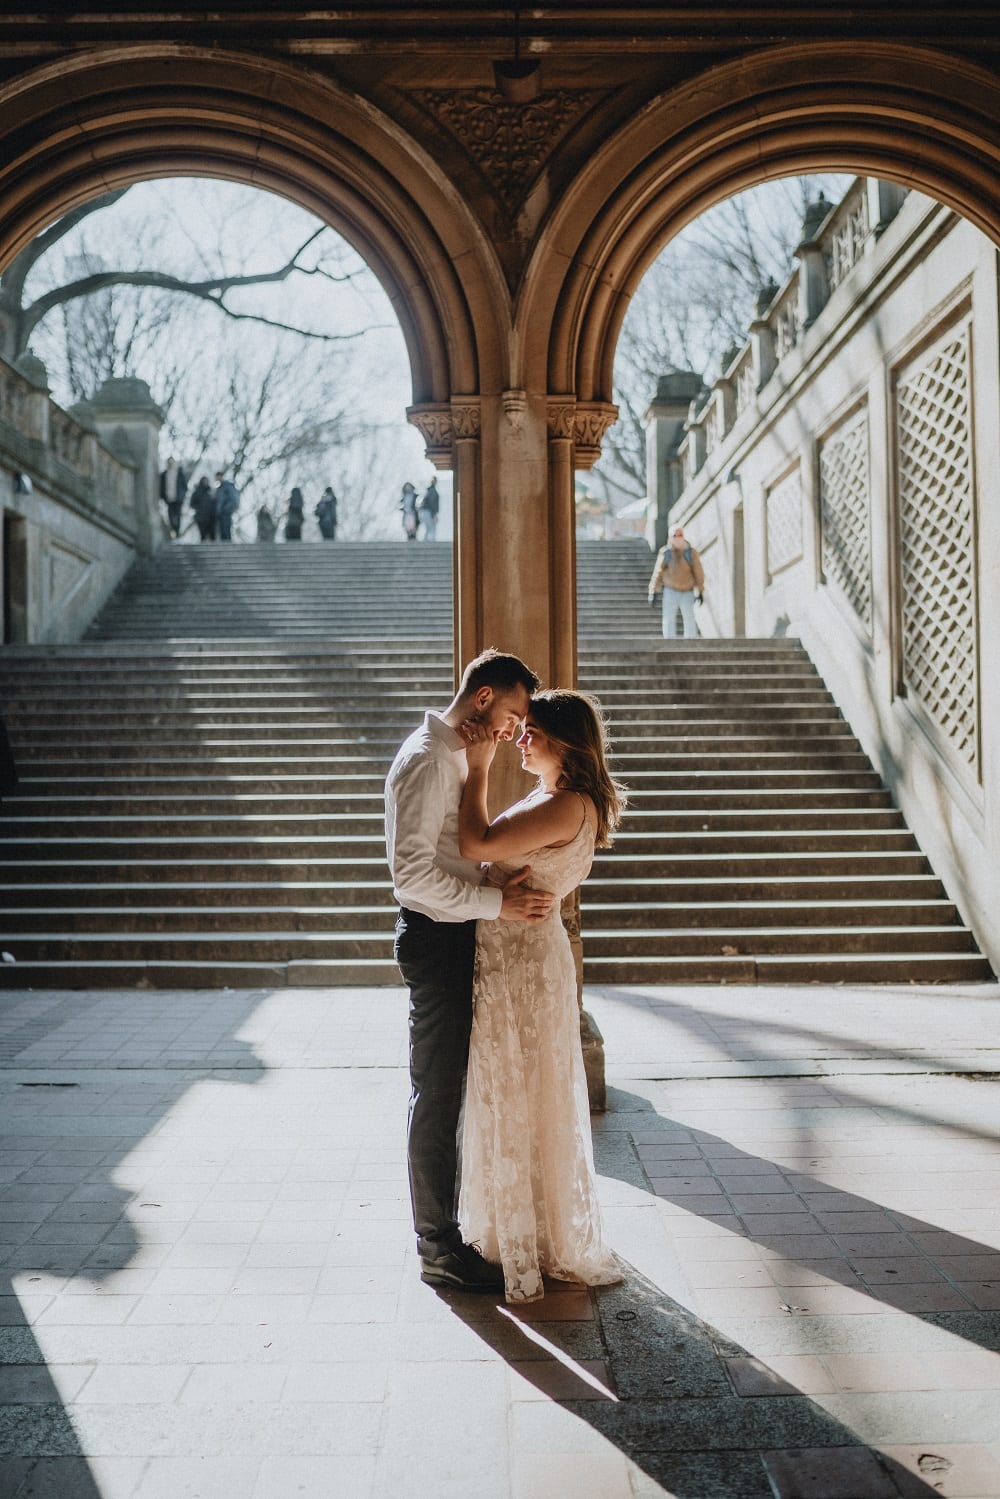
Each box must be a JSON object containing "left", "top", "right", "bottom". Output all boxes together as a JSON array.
[{"left": 0, "top": 189, "right": 131, "bottom": 317}]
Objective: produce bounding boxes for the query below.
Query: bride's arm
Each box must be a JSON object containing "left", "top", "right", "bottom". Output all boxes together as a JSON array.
[{"left": 458, "top": 733, "right": 583, "bottom": 861}]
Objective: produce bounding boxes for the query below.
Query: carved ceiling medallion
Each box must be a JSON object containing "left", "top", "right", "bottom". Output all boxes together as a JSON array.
[{"left": 411, "top": 89, "right": 604, "bottom": 213}]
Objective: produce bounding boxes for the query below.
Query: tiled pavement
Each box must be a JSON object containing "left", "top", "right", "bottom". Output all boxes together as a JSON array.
[{"left": 1, "top": 982, "right": 999, "bottom": 1498}]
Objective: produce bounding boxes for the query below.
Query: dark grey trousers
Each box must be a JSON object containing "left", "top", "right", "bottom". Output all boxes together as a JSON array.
[{"left": 394, "top": 907, "right": 477, "bottom": 1259}]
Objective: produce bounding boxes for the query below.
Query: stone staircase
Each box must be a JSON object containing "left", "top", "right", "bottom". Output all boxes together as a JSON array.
[{"left": 0, "top": 539, "right": 989, "bottom": 987}]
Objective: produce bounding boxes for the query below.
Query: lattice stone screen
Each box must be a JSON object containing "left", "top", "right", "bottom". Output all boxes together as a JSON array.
[
  {"left": 819, "top": 405, "right": 872, "bottom": 631},
  {"left": 765, "top": 467, "right": 803, "bottom": 578},
  {"left": 895, "top": 321, "right": 978, "bottom": 772}
]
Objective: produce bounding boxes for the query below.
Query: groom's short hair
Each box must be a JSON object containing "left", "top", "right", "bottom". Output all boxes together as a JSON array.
[{"left": 459, "top": 648, "right": 539, "bottom": 698}]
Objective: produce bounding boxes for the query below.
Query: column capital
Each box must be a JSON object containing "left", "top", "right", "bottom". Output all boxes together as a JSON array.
[
  {"left": 406, "top": 401, "right": 452, "bottom": 468},
  {"left": 573, "top": 400, "right": 619, "bottom": 469},
  {"left": 451, "top": 395, "right": 482, "bottom": 440},
  {"left": 546, "top": 394, "right": 576, "bottom": 441}
]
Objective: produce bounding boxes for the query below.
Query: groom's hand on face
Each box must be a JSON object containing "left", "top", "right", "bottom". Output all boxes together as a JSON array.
[{"left": 499, "top": 866, "right": 556, "bottom": 923}]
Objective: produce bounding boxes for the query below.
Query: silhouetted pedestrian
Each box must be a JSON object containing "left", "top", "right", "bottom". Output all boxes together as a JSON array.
[
  {"left": 400, "top": 481, "right": 418, "bottom": 541},
  {"left": 214, "top": 471, "right": 240, "bottom": 542},
  {"left": 189, "top": 476, "right": 216, "bottom": 541},
  {"left": 419, "top": 478, "right": 440, "bottom": 541},
  {"left": 316, "top": 487, "right": 338, "bottom": 540},
  {"left": 159, "top": 456, "right": 188, "bottom": 538},
  {"left": 284, "top": 487, "right": 305, "bottom": 541},
  {"left": 256, "top": 505, "right": 277, "bottom": 542}
]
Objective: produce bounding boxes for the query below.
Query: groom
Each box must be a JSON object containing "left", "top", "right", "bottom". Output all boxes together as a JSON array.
[{"left": 385, "top": 648, "right": 555, "bottom": 1291}]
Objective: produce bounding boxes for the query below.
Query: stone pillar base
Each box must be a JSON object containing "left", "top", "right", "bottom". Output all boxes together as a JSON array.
[{"left": 581, "top": 1008, "right": 606, "bottom": 1113}]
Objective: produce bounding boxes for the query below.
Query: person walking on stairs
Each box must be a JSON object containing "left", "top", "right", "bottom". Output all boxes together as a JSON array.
[
  {"left": 189, "top": 476, "right": 217, "bottom": 541},
  {"left": 385, "top": 649, "right": 555, "bottom": 1294},
  {"left": 418, "top": 478, "right": 440, "bottom": 541},
  {"left": 214, "top": 472, "right": 240, "bottom": 543},
  {"left": 159, "top": 456, "right": 188, "bottom": 538},
  {"left": 400, "top": 481, "right": 419, "bottom": 541},
  {"left": 315, "top": 487, "right": 338, "bottom": 540},
  {"left": 648, "top": 524, "right": 704, "bottom": 638},
  {"left": 283, "top": 487, "right": 305, "bottom": 541}
]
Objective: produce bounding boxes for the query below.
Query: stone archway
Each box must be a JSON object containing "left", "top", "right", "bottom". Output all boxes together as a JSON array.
[
  {"left": 526, "top": 43, "right": 1000, "bottom": 408},
  {"left": 3, "top": 39, "right": 1000, "bottom": 700},
  {"left": 0, "top": 44, "right": 525, "bottom": 683}
]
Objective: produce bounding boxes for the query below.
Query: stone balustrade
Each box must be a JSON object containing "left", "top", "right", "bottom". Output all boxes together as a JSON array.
[
  {"left": 0, "top": 356, "right": 161, "bottom": 643},
  {"left": 675, "top": 180, "right": 907, "bottom": 492},
  {"left": 643, "top": 180, "right": 1000, "bottom": 977}
]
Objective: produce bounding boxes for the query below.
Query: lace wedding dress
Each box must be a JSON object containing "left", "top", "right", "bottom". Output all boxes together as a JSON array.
[{"left": 459, "top": 797, "right": 622, "bottom": 1303}]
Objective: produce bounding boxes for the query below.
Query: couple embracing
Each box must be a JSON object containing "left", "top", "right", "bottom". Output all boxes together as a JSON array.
[{"left": 385, "top": 649, "right": 625, "bottom": 1303}]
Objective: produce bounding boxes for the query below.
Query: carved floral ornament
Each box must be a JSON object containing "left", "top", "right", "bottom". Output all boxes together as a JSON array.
[{"left": 409, "top": 89, "right": 605, "bottom": 214}]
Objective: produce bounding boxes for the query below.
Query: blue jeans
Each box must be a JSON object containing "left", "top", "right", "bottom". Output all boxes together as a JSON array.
[
  {"left": 661, "top": 585, "right": 697, "bottom": 638},
  {"left": 394, "top": 908, "right": 477, "bottom": 1258}
]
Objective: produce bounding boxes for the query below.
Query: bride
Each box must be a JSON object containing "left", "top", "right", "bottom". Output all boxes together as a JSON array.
[{"left": 457, "top": 689, "right": 626, "bottom": 1303}]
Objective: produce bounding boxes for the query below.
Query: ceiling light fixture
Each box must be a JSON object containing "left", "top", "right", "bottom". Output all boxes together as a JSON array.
[{"left": 493, "top": 2, "right": 541, "bottom": 103}]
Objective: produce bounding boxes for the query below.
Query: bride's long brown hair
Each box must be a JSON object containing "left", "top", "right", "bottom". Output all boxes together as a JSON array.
[{"left": 528, "top": 690, "right": 627, "bottom": 848}]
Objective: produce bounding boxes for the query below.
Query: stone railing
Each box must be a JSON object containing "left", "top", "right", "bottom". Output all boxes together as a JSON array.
[
  {"left": 663, "top": 180, "right": 909, "bottom": 489},
  {"left": 824, "top": 179, "right": 870, "bottom": 292},
  {"left": 0, "top": 354, "right": 139, "bottom": 531}
]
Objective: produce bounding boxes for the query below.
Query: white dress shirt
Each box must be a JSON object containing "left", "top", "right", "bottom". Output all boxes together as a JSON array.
[{"left": 384, "top": 711, "right": 504, "bottom": 923}]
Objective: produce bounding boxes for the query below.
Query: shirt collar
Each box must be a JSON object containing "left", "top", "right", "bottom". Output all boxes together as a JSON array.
[{"left": 425, "top": 711, "right": 466, "bottom": 753}]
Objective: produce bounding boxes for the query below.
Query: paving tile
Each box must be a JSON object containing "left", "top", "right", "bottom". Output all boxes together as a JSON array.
[
  {"left": 761, "top": 1445, "right": 902, "bottom": 1497},
  {"left": 0, "top": 1363, "right": 94, "bottom": 1404},
  {"left": 505, "top": 1291, "right": 596, "bottom": 1322},
  {"left": 683, "top": 1260, "right": 775, "bottom": 1289},
  {"left": 762, "top": 1259, "right": 862, "bottom": 1289},
  {"left": 179, "top": 1364, "right": 288, "bottom": 1404},
  {"left": 824, "top": 1351, "right": 1000, "bottom": 1394},
  {"left": 740, "top": 1214, "right": 828, "bottom": 1237},
  {"left": 880, "top": 1443, "right": 1000, "bottom": 1498},
  {"left": 508, "top": 1357, "right": 614, "bottom": 1401},
  {"left": 954, "top": 1281, "right": 1000, "bottom": 1310},
  {"left": 134, "top": 1455, "right": 263, "bottom": 1498},
  {"left": 876, "top": 1282, "right": 975, "bottom": 1313},
  {"left": 849, "top": 1256, "right": 944, "bottom": 1285},
  {"left": 651, "top": 1190, "right": 730, "bottom": 1213},
  {"left": 253, "top": 1455, "right": 377, "bottom": 1499},
  {"left": 725, "top": 1355, "right": 837, "bottom": 1397},
  {"left": 830, "top": 1232, "right": 916, "bottom": 1257},
  {"left": 511, "top": 1452, "right": 633, "bottom": 1498},
  {"left": 765, "top": 1284, "right": 878, "bottom": 1316}
]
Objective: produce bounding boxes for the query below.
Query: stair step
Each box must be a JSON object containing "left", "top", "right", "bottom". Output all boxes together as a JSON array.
[
  {"left": 0, "top": 541, "right": 989, "bottom": 989},
  {"left": 582, "top": 953, "right": 994, "bottom": 984}
]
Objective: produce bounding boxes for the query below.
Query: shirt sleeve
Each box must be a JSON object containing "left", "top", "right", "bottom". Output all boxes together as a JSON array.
[{"left": 388, "top": 753, "right": 503, "bottom": 922}]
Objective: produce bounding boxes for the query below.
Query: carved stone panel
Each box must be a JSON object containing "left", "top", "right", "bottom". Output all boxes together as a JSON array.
[{"left": 410, "top": 89, "right": 604, "bottom": 214}]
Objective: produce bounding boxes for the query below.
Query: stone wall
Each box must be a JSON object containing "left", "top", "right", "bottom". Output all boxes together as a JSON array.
[
  {"left": 0, "top": 360, "right": 161, "bottom": 644},
  {"left": 647, "top": 181, "right": 1000, "bottom": 971}
]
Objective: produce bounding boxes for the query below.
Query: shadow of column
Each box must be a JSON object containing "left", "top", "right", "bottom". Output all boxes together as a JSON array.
[{"left": 0, "top": 989, "right": 267, "bottom": 1498}]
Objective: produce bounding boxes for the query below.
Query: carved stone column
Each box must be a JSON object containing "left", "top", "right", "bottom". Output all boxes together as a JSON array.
[
  {"left": 451, "top": 397, "right": 483, "bottom": 690},
  {"left": 548, "top": 394, "right": 615, "bottom": 1111},
  {"left": 409, "top": 386, "right": 616, "bottom": 1110}
]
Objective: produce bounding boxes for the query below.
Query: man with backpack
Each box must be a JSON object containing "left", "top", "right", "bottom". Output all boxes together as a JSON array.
[{"left": 647, "top": 523, "right": 705, "bottom": 638}]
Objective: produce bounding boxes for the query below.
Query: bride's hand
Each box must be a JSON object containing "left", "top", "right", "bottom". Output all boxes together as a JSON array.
[{"left": 461, "top": 717, "right": 498, "bottom": 769}]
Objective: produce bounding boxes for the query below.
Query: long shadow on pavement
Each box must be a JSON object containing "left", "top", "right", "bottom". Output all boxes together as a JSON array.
[
  {"left": 0, "top": 990, "right": 266, "bottom": 1499},
  {"left": 435, "top": 1068, "right": 971, "bottom": 1498}
]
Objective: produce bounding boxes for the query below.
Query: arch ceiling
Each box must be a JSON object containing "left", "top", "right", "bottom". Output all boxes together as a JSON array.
[
  {"left": 0, "top": 47, "right": 512, "bottom": 410},
  {"left": 2, "top": 37, "right": 1000, "bottom": 441},
  {"left": 526, "top": 43, "right": 1000, "bottom": 405}
]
